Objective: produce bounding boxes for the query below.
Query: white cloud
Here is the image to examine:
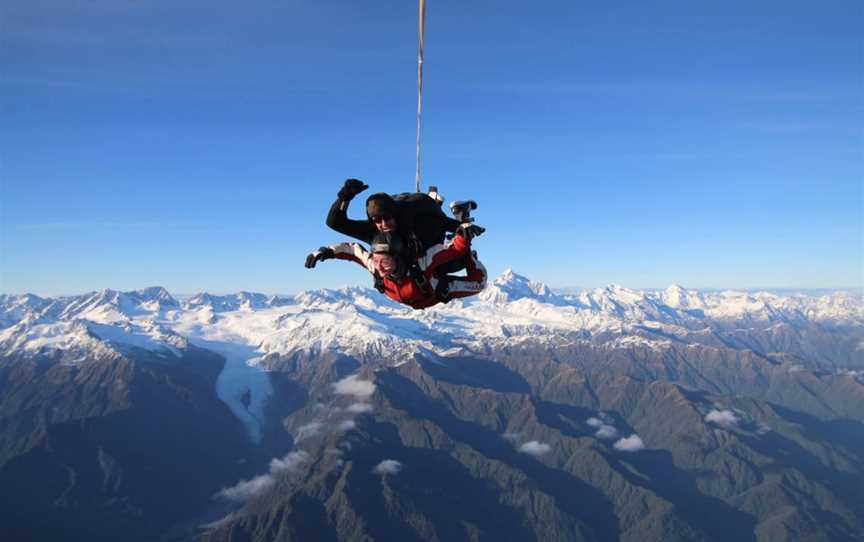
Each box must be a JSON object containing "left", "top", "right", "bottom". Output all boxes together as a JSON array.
[
  {"left": 333, "top": 375, "right": 376, "bottom": 399},
  {"left": 373, "top": 459, "right": 403, "bottom": 475},
  {"left": 586, "top": 417, "right": 618, "bottom": 439},
  {"left": 613, "top": 435, "right": 645, "bottom": 452},
  {"left": 217, "top": 451, "right": 310, "bottom": 502},
  {"left": 502, "top": 432, "right": 521, "bottom": 441},
  {"left": 216, "top": 474, "right": 274, "bottom": 502},
  {"left": 294, "top": 422, "right": 323, "bottom": 442},
  {"left": 337, "top": 420, "right": 357, "bottom": 432},
  {"left": 345, "top": 402, "right": 373, "bottom": 414},
  {"left": 518, "top": 441, "right": 552, "bottom": 456},
  {"left": 595, "top": 425, "right": 619, "bottom": 439},
  {"left": 705, "top": 409, "right": 739, "bottom": 428},
  {"left": 270, "top": 451, "right": 309, "bottom": 472}
]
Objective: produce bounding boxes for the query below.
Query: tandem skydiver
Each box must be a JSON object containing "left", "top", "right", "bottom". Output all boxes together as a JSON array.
[{"left": 322, "top": 178, "right": 484, "bottom": 295}]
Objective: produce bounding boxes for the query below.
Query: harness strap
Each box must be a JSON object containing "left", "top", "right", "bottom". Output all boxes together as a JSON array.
[{"left": 409, "top": 262, "right": 433, "bottom": 298}]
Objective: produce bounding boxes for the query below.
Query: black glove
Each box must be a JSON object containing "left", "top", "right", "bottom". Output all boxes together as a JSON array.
[
  {"left": 456, "top": 224, "right": 485, "bottom": 241},
  {"left": 305, "top": 247, "right": 336, "bottom": 268},
  {"left": 337, "top": 178, "right": 369, "bottom": 201}
]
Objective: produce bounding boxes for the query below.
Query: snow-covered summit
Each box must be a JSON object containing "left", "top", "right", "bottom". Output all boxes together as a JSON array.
[
  {"left": 661, "top": 284, "right": 705, "bottom": 309},
  {"left": 0, "top": 287, "right": 189, "bottom": 360},
  {"left": 0, "top": 293, "right": 52, "bottom": 328},
  {"left": 2, "top": 273, "right": 861, "bottom": 365},
  {"left": 184, "top": 292, "right": 275, "bottom": 313},
  {"left": 134, "top": 286, "right": 179, "bottom": 306},
  {"left": 51, "top": 287, "right": 181, "bottom": 324},
  {"left": 480, "top": 268, "right": 560, "bottom": 304},
  {"left": 295, "top": 287, "right": 376, "bottom": 308}
]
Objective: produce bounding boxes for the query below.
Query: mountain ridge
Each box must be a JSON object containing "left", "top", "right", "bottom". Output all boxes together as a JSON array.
[{"left": 1, "top": 271, "right": 862, "bottom": 541}]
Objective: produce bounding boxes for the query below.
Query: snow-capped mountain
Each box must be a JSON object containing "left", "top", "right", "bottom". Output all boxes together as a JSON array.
[
  {"left": 0, "top": 286, "right": 188, "bottom": 362},
  {"left": 3, "top": 272, "right": 863, "bottom": 542},
  {"left": 479, "top": 268, "right": 562, "bottom": 304},
  {"left": 1, "top": 271, "right": 861, "bottom": 366},
  {"left": 184, "top": 291, "right": 292, "bottom": 313}
]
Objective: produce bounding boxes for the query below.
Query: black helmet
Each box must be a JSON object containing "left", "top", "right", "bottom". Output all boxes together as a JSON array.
[
  {"left": 366, "top": 193, "right": 397, "bottom": 220},
  {"left": 370, "top": 231, "right": 406, "bottom": 256},
  {"left": 370, "top": 232, "right": 409, "bottom": 279}
]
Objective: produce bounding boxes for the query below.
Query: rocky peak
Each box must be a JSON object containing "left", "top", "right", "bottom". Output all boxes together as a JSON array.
[
  {"left": 481, "top": 268, "right": 558, "bottom": 304},
  {"left": 132, "top": 287, "right": 179, "bottom": 307}
]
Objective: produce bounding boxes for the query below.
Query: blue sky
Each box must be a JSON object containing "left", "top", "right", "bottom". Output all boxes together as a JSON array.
[{"left": 1, "top": 0, "right": 861, "bottom": 295}]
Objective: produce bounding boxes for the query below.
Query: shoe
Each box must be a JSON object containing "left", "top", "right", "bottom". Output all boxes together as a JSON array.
[{"left": 449, "top": 200, "right": 478, "bottom": 222}]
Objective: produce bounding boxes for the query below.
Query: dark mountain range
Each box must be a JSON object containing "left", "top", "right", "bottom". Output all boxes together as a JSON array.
[{"left": 0, "top": 275, "right": 861, "bottom": 541}]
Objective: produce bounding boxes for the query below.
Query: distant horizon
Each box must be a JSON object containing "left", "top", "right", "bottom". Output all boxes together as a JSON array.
[{"left": 3, "top": 272, "right": 861, "bottom": 300}]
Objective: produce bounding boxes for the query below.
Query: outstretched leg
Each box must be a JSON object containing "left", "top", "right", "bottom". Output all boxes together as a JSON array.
[{"left": 437, "top": 251, "right": 487, "bottom": 302}]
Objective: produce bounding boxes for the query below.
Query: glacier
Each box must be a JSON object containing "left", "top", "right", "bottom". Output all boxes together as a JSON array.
[{"left": 1, "top": 271, "right": 862, "bottom": 441}]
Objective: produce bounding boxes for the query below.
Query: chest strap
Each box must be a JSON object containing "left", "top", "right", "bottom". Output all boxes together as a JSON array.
[{"left": 408, "top": 262, "right": 433, "bottom": 298}]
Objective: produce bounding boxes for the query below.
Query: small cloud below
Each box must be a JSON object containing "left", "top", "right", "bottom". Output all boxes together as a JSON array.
[
  {"left": 217, "top": 451, "right": 309, "bottom": 502},
  {"left": 705, "top": 409, "right": 739, "bottom": 428},
  {"left": 216, "top": 474, "right": 273, "bottom": 502},
  {"left": 502, "top": 432, "right": 521, "bottom": 441},
  {"left": 586, "top": 417, "right": 619, "bottom": 440},
  {"left": 345, "top": 402, "right": 373, "bottom": 414},
  {"left": 333, "top": 375, "right": 376, "bottom": 399},
  {"left": 518, "top": 441, "right": 552, "bottom": 456},
  {"left": 373, "top": 459, "right": 403, "bottom": 475},
  {"left": 270, "top": 451, "right": 310, "bottom": 473},
  {"left": 337, "top": 420, "right": 357, "bottom": 432},
  {"left": 294, "top": 422, "right": 323, "bottom": 442},
  {"left": 613, "top": 435, "right": 645, "bottom": 452}
]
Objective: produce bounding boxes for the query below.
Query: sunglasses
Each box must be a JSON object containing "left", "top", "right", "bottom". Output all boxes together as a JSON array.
[{"left": 371, "top": 215, "right": 394, "bottom": 223}]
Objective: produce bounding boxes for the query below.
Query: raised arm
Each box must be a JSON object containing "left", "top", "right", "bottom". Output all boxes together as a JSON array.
[{"left": 326, "top": 179, "right": 378, "bottom": 244}]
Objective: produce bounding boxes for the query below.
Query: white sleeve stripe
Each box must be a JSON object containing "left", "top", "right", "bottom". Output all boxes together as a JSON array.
[
  {"left": 330, "top": 243, "right": 375, "bottom": 274},
  {"left": 448, "top": 280, "right": 485, "bottom": 293},
  {"left": 417, "top": 243, "right": 447, "bottom": 270}
]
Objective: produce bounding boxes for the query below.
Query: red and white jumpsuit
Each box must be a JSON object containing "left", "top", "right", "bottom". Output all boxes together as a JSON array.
[{"left": 329, "top": 234, "right": 487, "bottom": 310}]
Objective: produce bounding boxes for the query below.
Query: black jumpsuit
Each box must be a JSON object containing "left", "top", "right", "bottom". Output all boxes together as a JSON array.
[{"left": 326, "top": 193, "right": 461, "bottom": 250}]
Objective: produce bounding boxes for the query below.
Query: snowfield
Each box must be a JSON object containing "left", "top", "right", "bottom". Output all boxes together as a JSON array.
[{"left": 2, "top": 270, "right": 862, "bottom": 438}]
